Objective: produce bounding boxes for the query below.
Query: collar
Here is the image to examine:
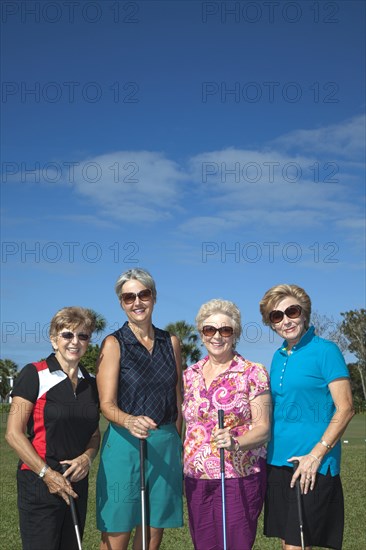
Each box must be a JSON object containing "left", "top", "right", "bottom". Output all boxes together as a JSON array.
[
  {"left": 190, "top": 353, "right": 246, "bottom": 373},
  {"left": 46, "top": 353, "right": 85, "bottom": 379},
  {"left": 280, "top": 325, "right": 315, "bottom": 354},
  {"left": 121, "top": 321, "right": 164, "bottom": 345}
]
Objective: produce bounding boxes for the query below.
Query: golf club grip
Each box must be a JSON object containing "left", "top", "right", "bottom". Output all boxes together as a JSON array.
[
  {"left": 293, "top": 461, "right": 304, "bottom": 521},
  {"left": 218, "top": 409, "right": 225, "bottom": 472},
  {"left": 59, "top": 465, "right": 81, "bottom": 527},
  {"left": 292, "top": 460, "right": 305, "bottom": 549},
  {"left": 293, "top": 460, "right": 302, "bottom": 497},
  {"left": 218, "top": 409, "right": 224, "bottom": 430},
  {"left": 293, "top": 460, "right": 301, "bottom": 498}
]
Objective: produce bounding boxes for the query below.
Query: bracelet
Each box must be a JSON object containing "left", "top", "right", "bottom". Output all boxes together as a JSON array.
[
  {"left": 320, "top": 439, "right": 332, "bottom": 450},
  {"left": 83, "top": 453, "right": 92, "bottom": 468},
  {"left": 38, "top": 465, "right": 49, "bottom": 478},
  {"left": 309, "top": 453, "right": 321, "bottom": 465}
]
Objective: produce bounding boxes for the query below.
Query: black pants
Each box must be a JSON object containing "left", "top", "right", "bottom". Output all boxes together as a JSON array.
[{"left": 17, "top": 470, "right": 88, "bottom": 550}]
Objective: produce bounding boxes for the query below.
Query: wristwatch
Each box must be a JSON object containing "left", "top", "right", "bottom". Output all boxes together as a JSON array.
[
  {"left": 231, "top": 437, "right": 241, "bottom": 453},
  {"left": 38, "top": 465, "right": 49, "bottom": 478}
]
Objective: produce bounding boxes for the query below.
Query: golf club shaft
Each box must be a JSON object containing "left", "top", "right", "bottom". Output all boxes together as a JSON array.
[
  {"left": 218, "top": 409, "right": 227, "bottom": 550},
  {"left": 140, "top": 439, "right": 147, "bottom": 550},
  {"left": 60, "top": 464, "right": 83, "bottom": 550},
  {"left": 293, "top": 460, "right": 305, "bottom": 550}
]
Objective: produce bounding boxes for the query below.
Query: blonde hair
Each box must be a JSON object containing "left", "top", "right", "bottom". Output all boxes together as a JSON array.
[
  {"left": 259, "top": 284, "right": 311, "bottom": 329},
  {"left": 49, "top": 307, "right": 97, "bottom": 338},
  {"left": 196, "top": 299, "right": 242, "bottom": 346}
]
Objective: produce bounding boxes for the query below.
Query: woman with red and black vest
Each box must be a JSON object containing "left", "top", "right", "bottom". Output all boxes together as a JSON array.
[{"left": 6, "top": 306, "right": 100, "bottom": 550}]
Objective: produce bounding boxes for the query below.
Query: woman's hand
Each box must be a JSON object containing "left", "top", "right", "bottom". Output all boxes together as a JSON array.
[
  {"left": 288, "top": 454, "right": 322, "bottom": 494},
  {"left": 214, "top": 428, "right": 234, "bottom": 450},
  {"left": 42, "top": 468, "right": 79, "bottom": 505},
  {"left": 126, "top": 415, "right": 157, "bottom": 439},
  {"left": 60, "top": 453, "right": 91, "bottom": 482}
]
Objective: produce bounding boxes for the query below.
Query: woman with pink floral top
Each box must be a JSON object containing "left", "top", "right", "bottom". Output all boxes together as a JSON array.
[{"left": 182, "top": 299, "right": 272, "bottom": 550}]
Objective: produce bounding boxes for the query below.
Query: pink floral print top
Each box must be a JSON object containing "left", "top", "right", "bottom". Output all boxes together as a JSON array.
[{"left": 182, "top": 353, "right": 270, "bottom": 479}]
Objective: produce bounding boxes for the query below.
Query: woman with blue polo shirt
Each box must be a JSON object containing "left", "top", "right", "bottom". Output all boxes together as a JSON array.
[{"left": 260, "top": 284, "right": 354, "bottom": 550}]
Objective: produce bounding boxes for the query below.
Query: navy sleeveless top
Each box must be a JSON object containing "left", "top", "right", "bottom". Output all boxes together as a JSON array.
[{"left": 112, "top": 322, "right": 178, "bottom": 425}]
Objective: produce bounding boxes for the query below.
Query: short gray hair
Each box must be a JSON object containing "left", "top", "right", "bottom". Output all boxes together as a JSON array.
[{"left": 115, "top": 268, "right": 157, "bottom": 301}]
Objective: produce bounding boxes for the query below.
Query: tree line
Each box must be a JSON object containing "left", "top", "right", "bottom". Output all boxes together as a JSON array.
[{"left": 1, "top": 309, "right": 365, "bottom": 408}]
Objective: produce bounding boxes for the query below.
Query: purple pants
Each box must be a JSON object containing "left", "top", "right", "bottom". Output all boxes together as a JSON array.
[{"left": 185, "top": 460, "right": 266, "bottom": 550}]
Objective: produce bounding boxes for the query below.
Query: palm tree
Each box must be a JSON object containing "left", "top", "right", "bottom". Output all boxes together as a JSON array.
[
  {"left": 81, "top": 310, "right": 107, "bottom": 374},
  {"left": 0, "top": 359, "right": 18, "bottom": 400},
  {"left": 165, "top": 321, "right": 202, "bottom": 369},
  {"left": 88, "top": 309, "right": 107, "bottom": 334}
]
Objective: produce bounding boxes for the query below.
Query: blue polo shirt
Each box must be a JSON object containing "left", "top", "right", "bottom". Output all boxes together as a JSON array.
[{"left": 267, "top": 326, "right": 349, "bottom": 476}]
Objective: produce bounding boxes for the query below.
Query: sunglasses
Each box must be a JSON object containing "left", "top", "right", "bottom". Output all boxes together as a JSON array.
[
  {"left": 121, "top": 288, "right": 152, "bottom": 305},
  {"left": 202, "top": 325, "right": 234, "bottom": 338},
  {"left": 59, "top": 331, "right": 90, "bottom": 342},
  {"left": 269, "top": 305, "right": 302, "bottom": 324}
]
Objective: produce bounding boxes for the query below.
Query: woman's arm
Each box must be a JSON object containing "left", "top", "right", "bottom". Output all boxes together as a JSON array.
[
  {"left": 171, "top": 335, "right": 183, "bottom": 436},
  {"left": 215, "top": 391, "right": 272, "bottom": 451},
  {"left": 236, "top": 391, "right": 272, "bottom": 450},
  {"left": 96, "top": 335, "right": 156, "bottom": 436},
  {"left": 289, "top": 377, "right": 354, "bottom": 493},
  {"left": 6, "top": 396, "right": 78, "bottom": 503}
]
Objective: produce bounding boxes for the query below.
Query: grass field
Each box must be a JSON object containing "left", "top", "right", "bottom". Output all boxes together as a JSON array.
[{"left": 1, "top": 412, "right": 365, "bottom": 549}]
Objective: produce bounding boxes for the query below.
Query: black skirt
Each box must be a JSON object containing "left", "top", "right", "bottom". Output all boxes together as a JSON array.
[{"left": 264, "top": 464, "right": 344, "bottom": 550}]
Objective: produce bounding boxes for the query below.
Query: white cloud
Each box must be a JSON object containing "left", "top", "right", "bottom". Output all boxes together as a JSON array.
[
  {"left": 47, "top": 115, "right": 364, "bottom": 236},
  {"left": 271, "top": 114, "right": 365, "bottom": 160},
  {"left": 181, "top": 116, "right": 365, "bottom": 237},
  {"left": 70, "top": 151, "right": 186, "bottom": 222}
]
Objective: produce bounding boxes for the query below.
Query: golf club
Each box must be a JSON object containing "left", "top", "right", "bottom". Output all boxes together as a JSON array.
[
  {"left": 293, "top": 460, "right": 305, "bottom": 550},
  {"left": 60, "top": 464, "right": 82, "bottom": 550},
  {"left": 218, "top": 409, "right": 227, "bottom": 550},
  {"left": 140, "top": 439, "right": 147, "bottom": 550}
]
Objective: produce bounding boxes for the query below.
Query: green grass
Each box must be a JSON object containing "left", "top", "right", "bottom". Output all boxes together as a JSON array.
[{"left": 1, "top": 412, "right": 365, "bottom": 549}]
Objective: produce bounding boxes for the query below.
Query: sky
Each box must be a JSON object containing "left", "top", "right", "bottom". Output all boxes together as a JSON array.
[{"left": 1, "top": 0, "right": 365, "bottom": 370}]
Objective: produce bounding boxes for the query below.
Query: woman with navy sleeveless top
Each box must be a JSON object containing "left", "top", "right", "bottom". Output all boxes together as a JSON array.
[{"left": 96, "top": 268, "right": 183, "bottom": 550}]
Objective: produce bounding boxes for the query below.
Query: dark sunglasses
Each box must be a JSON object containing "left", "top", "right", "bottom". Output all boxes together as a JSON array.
[
  {"left": 269, "top": 305, "right": 302, "bottom": 324},
  {"left": 121, "top": 288, "right": 152, "bottom": 305},
  {"left": 59, "top": 331, "right": 90, "bottom": 342},
  {"left": 202, "top": 325, "right": 234, "bottom": 338}
]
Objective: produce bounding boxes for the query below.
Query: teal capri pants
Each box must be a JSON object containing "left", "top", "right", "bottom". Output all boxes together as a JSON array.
[{"left": 96, "top": 423, "right": 183, "bottom": 532}]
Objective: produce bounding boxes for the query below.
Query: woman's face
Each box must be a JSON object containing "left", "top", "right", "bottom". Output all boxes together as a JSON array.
[
  {"left": 201, "top": 313, "right": 235, "bottom": 360},
  {"left": 51, "top": 324, "right": 90, "bottom": 367},
  {"left": 120, "top": 279, "right": 154, "bottom": 324},
  {"left": 270, "top": 296, "right": 307, "bottom": 349}
]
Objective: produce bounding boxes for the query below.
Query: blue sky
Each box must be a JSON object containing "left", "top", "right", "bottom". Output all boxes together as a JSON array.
[{"left": 1, "top": 0, "right": 365, "bottom": 369}]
